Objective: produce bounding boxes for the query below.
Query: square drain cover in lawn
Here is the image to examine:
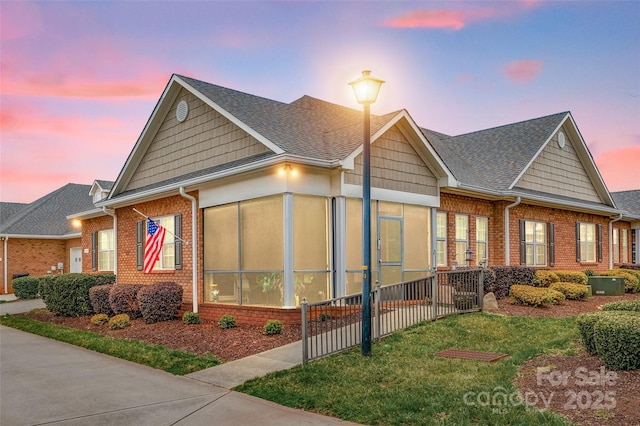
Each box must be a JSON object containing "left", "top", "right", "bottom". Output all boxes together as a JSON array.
[{"left": 434, "top": 349, "right": 509, "bottom": 362}]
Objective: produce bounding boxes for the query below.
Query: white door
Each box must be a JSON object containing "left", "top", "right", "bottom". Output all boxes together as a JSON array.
[{"left": 70, "top": 248, "right": 82, "bottom": 273}]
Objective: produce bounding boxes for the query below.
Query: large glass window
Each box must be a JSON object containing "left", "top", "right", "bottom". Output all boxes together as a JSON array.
[
  {"left": 294, "top": 195, "right": 330, "bottom": 305},
  {"left": 476, "top": 217, "right": 488, "bottom": 266},
  {"left": 436, "top": 212, "right": 447, "bottom": 267},
  {"left": 525, "top": 221, "right": 546, "bottom": 266},
  {"left": 622, "top": 229, "right": 629, "bottom": 263},
  {"left": 203, "top": 195, "right": 284, "bottom": 306},
  {"left": 579, "top": 222, "right": 596, "bottom": 263},
  {"left": 455, "top": 214, "right": 469, "bottom": 266},
  {"left": 98, "top": 229, "right": 114, "bottom": 271},
  {"left": 613, "top": 228, "right": 620, "bottom": 264}
]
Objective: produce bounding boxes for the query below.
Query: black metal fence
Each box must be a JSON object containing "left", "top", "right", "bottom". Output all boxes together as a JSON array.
[{"left": 301, "top": 269, "right": 484, "bottom": 363}]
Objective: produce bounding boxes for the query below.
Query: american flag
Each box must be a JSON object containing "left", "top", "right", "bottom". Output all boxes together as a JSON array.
[{"left": 144, "top": 218, "right": 166, "bottom": 273}]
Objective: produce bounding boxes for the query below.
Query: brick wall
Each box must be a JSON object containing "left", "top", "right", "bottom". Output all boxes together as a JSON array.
[
  {"left": 1, "top": 238, "right": 68, "bottom": 293},
  {"left": 81, "top": 216, "right": 116, "bottom": 273},
  {"left": 439, "top": 192, "right": 632, "bottom": 272},
  {"left": 186, "top": 302, "right": 302, "bottom": 326}
]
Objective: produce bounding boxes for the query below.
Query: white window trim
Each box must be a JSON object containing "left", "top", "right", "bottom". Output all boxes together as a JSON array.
[
  {"left": 97, "top": 229, "right": 114, "bottom": 272},
  {"left": 150, "top": 215, "right": 175, "bottom": 271},
  {"left": 476, "top": 216, "right": 488, "bottom": 266},
  {"left": 579, "top": 222, "right": 597, "bottom": 263},
  {"left": 525, "top": 220, "right": 547, "bottom": 267},
  {"left": 455, "top": 214, "right": 469, "bottom": 267},
  {"left": 436, "top": 211, "right": 447, "bottom": 267}
]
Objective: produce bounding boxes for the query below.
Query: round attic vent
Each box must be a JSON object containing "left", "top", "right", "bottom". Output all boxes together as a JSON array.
[
  {"left": 176, "top": 100, "right": 189, "bottom": 122},
  {"left": 558, "top": 132, "right": 566, "bottom": 148}
]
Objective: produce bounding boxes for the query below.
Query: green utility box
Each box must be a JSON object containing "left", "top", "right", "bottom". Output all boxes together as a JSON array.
[{"left": 588, "top": 276, "right": 625, "bottom": 296}]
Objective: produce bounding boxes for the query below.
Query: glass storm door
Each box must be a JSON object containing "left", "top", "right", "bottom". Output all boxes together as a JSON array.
[{"left": 378, "top": 217, "right": 403, "bottom": 286}]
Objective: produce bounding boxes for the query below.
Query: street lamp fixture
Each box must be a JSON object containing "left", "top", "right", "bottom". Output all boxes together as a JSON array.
[{"left": 348, "top": 70, "right": 384, "bottom": 357}]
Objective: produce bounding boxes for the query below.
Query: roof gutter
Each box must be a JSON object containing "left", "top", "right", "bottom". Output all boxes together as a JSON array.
[
  {"left": 504, "top": 197, "right": 522, "bottom": 266},
  {"left": 609, "top": 213, "right": 623, "bottom": 270},
  {"left": 179, "top": 187, "right": 198, "bottom": 313},
  {"left": 2, "top": 236, "right": 7, "bottom": 294},
  {"left": 99, "top": 155, "right": 341, "bottom": 209},
  {"left": 102, "top": 207, "right": 117, "bottom": 277}
]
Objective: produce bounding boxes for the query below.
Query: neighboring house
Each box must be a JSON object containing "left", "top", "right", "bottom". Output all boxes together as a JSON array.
[
  {"left": 68, "top": 74, "right": 638, "bottom": 324},
  {"left": 611, "top": 190, "right": 640, "bottom": 265},
  {"left": 0, "top": 183, "right": 97, "bottom": 294}
]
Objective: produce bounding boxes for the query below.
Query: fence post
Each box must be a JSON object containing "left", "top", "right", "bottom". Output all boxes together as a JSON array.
[
  {"left": 373, "top": 281, "right": 381, "bottom": 340},
  {"left": 477, "top": 269, "right": 484, "bottom": 311},
  {"left": 301, "top": 298, "right": 308, "bottom": 364},
  {"left": 431, "top": 273, "right": 438, "bottom": 319}
]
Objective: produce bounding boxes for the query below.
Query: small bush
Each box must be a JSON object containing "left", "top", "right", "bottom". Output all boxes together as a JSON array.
[
  {"left": 137, "top": 281, "right": 183, "bottom": 324},
  {"left": 182, "top": 311, "right": 201, "bottom": 324},
  {"left": 576, "top": 311, "right": 638, "bottom": 355},
  {"left": 91, "top": 313, "right": 109, "bottom": 326},
  {"left": 549, "top": 282, "right": 590, "bottom": 300},
  {"left": 594, "top": 314, "right": 640, "bottom": 370},
  {"left": 509, "top": 284, "right": 565, "bottom": 307},
  {"left": 12, "top": 277, "right": 40, "bottom": 299},
  {"left": 109, "top": 284, "right": 143, "bottom": 319},
  {"left": 584, "top": 269, "right": 596, "bottom": 277},
  {"left": 41, "top": 273, "right": 97, "bottom": 316},
  {"left": 485, "top": 266, "right": 535, "bottom": 299},
  {"left": 620, "top": 263, "right": 640, "bottom": 271},
  {"left": 218, "top": 314, "right": 237, "bottom": 329},
  {"left": 618, "top": 269, "right": 640, "bottom": 292},
  {"left": 601, "top": 299, "right": 640, "bottom": 312},
  {"left": 263, "top": 320, "right": 284, "bottom": 335},
  {"left": 89, "top": 284, "right": 115, "bottom": 316},
  {"left": 553, "top": 271, "right": 588, "bottom": 285},
  {"left": 108, "top": 313, "right": 131, "bottom": 330},
  {"left": 533, "top": 270, "right": 559, "bottom": 288},
  {"left": 598, "top": 270, "right": 640, "bottom": 293}
]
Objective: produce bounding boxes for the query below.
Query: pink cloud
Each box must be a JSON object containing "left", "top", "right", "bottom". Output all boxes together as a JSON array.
[
  {"left": 595, "top": 146, "right": 640, "bottom": 191},
  {"left": 503, "top": 60, "right": 543, "bottom": 83},
  {"left": 383, "top": 2, "right": 540, "bottom": 30}
]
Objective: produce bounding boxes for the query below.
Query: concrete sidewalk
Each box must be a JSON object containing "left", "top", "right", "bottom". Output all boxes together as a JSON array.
[
  {"left": 0, "top": 298, "right": 359, "bottom": 425},
  {"left": 0, "top": 296, "right": 45, "bottom": 315}
]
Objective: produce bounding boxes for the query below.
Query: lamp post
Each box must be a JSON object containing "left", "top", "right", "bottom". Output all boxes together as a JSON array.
[{"left": 349, "top": 70, "right": 384, "bottom": 356}]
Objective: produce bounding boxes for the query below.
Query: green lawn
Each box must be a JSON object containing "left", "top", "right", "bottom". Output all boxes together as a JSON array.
[
  {"left": 0, "top": 315, "right": 220, "bottom": 375},
  {"left": 236, "top": 313, "right": 580, "bottom": 425}
]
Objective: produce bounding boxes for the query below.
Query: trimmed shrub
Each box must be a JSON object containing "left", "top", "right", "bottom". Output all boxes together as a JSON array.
[
  {"left": 553, "top": 271, "right": 588, "bottom": 285},
  {"left": 619, "top": 269, "right": 640, "bottom": 292},
  {"left": 598, "top": 270, "right": 640, "bottom": 293},
  {"left": 218, "top": 314, "right": 237, "bottom": 329},
  {"left": 485, "top": 266, "right": 535, "bottom": 299},
  {"left": 594, "top": 314, "right": 640, "bottom": 370},
  {"left": 183, "top": 311, "right": 201, "bottom": 324},
  {"left": 601, "top": 299, "right": 640, "bottom": 312},
  {"left": 41, "top": 273, "right": 98, "bottom": 316},
  {"left": 38, "top": 274, "right": 58, "bottom": 303},
  {"left": 137, "top": 281, "right": 183, "bottom": 324},
  {"left": 109, "top": 314, "right": 131, "bottom": 330},
  {"left": 549, "top": 282, "right": 590, "bottom": 300},
  {"left": 93, "top": 274, "right": 116, "bottom": 286},
  {"left": 263, "top": 320, "right": 284, "bottom": 335},
  {"left": 584, "top": 269, "right": 596, "bottom": 277},
  {"left": 89, "top": 284, "right": 115, "bottom": 316},
  {"left": 533, "top": 270, "right": 559, "bottom": 288},
  {"left": 620, "top": 263, "right": 640, "bottom": 271},
  {"left": 509, "top": 284, "right": 565, "bottom": 307},
  {"left": 576, "top": 311, "right": 639, "bottom": 355},
  {"left": 109, "top": 284, "right": 143, "bottom": 319},
  {"left": 12, "top": 277, "right": 40, "bottom": 299},
  {"left": 91, "top": 313, "right": 109, "bottom": 326}
]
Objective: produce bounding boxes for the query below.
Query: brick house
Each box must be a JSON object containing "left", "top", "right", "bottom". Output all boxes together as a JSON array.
[
  {"left": 0, "top": 183, "right": 97, "bottom": 294},
  {"left": 68, "top": 74, "right": 638, "bottom": 323}
]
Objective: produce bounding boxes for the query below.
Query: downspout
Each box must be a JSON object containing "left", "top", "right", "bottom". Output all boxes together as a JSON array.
[
  {"left": 609, "top": 214, "right": 623, "bottom": 270},
  {"left": 2, "top": 236, "right": 7, "bottom": 294},
  {"left": 102, "top": 207, "right": 117, "bottom": 277},
  {"left": 179, "top": 187, "right": 198, "bottom": 313},
  {"left": 504, "top": 197, "right": 521, "bottom": 266}
]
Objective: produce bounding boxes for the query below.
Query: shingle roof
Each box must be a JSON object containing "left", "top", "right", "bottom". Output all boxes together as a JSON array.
[
  {"left": 612, "top": 190, "right": 640, "bottom": 216},
  {"left": 178, "top": 75, "right": 393, "bottom": 161},
  {"left": 1, "top": 202, "right": 28, "bottom": 224},
  {"left": 95, "top": 180, "right": 114, "bottom": 190},
  {"left": 0, "top": 183, "right": 94, "bottom": 236},
  {"left": 426, "top": 112, "right": 568, "bottom": 190}
]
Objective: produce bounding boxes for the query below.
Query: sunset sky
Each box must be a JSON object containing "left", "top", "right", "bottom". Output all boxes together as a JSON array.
[{"left": 1, "top": 1, "right": 639, "bottom": 203}]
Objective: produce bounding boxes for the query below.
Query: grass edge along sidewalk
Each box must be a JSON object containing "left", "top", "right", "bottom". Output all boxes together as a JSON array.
[
  {"left": 236, "top": 313, "right": 580, "bottom": 426},
  {"left": 0, "top": 315, "right": 220, "bottom": 375}
]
